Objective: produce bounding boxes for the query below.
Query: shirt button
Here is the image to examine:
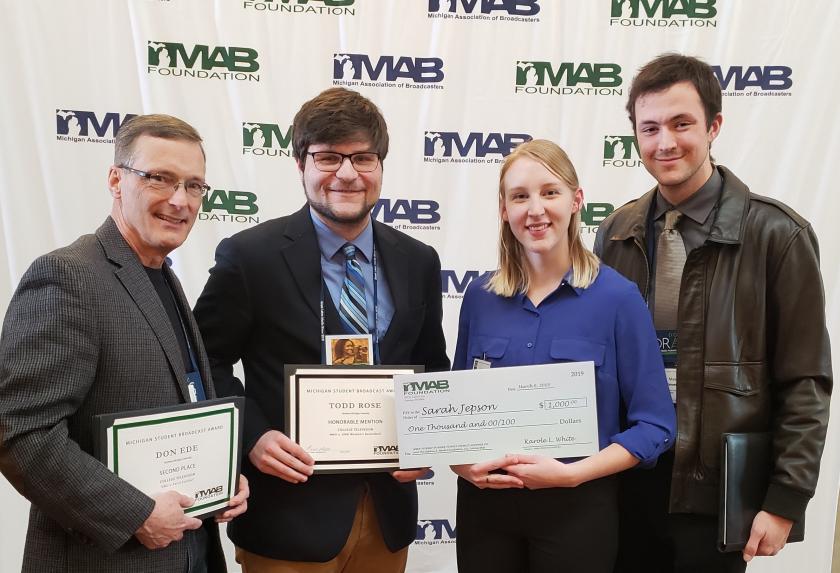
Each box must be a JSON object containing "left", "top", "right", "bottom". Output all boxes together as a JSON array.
[{"left": 526, "top": 342, "right": 533, "bottom": 348}]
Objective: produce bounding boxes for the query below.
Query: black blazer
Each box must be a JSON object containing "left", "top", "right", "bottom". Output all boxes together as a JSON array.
[{"left": 194, "top": 205, "right": 450, "bottom": 561}]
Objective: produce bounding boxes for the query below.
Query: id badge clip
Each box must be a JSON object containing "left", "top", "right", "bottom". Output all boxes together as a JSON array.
[
  {"left": 186, "top": 371, "right": 206, "bottom": 403},
  {"left": 473, "top": 353, "right": 491, "bottom": 370}
]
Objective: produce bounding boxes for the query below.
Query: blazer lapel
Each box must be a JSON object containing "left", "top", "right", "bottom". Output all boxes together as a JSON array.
[
  {"left": 373, "top": 222, "right": 410, "bottom": 350},
  {"left": 96, "top": 218, "right": 191, "bottom": 403},
  {"left": 280, "top": 206, "right": 324, "bottom": 321}
]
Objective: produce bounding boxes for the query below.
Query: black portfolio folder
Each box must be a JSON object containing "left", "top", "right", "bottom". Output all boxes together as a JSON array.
[{"left": 718, "top": 432, "right": 805, "bottom": 552}]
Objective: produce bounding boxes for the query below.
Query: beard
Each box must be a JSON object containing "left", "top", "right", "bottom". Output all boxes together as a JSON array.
[{"left": 307, "top": 196, "right": 375, "bottom": 226}]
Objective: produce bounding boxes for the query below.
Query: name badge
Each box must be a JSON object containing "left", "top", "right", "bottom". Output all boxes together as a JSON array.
[
  {"left": 665, "top": 368, "right": 677, "bottom": 403},
  {"left": 472, "top": 357, "right": 491, "bottom": 370},
  {"left": 325, "top": 334, "right": 374, "bottom": 366},
  {"left": 186, "top": 371, "right": 206, "bottom": 403},
  {"left": 656, "top": 330, "right": 678, "bottom": 403}
]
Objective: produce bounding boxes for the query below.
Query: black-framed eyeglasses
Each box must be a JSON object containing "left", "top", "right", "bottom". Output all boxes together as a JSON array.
[
  {"left": 119, "top": 165, "right": 211, "bottom": 198},
  {"left": 306, "top": 151, "right": 381, "bottom": 173}
]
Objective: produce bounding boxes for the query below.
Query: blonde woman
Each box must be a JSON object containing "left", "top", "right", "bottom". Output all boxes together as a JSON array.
[{"left": 451, "top": 140, "right": 675, "bottom": 573}]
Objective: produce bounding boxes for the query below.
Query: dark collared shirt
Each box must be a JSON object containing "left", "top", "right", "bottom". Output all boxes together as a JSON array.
[
  {"left": 648, "top": 168, "right": 722, "bottom": 316},
  {"left": 145, "top": 266, "right": 192, "bottom": 372}
]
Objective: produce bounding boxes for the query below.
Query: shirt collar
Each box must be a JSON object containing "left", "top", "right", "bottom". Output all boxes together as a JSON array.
[
  {"left": 309, "top": 207, "right": 374, "bottom": 262},
  {"left": 516, "top": 269, "right": 581, "bottom": 308},
  {"left": 653, "top": 168, "right": 722, "bottom": 225},
  {"left": 562, "top": 269, "right": 584, "bottom": 297}
]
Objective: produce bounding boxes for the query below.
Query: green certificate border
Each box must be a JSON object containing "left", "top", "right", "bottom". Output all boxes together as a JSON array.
[{"left": 110, "top": 407, "right": 236, "bottom": 514}]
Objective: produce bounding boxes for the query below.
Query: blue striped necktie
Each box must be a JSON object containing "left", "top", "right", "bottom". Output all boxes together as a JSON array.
[{"left": 338, "top": 243, "right": 369, "bottom": 334}]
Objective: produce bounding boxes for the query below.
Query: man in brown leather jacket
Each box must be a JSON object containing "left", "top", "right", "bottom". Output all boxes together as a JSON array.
[{"left": 594, "top": 53, "right": 832, "bottom": 572}]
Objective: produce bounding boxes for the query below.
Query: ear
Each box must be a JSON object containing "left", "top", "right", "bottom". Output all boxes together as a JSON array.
[
  {"left": 572, "top": 188, "right": 584, "bottom": 213},
  {"left": 296, "top": 158, "right": 305, "bottom": 177},
  {"left": 108, "top": 166, "right": 122, "bottom": 198},
  {"left": 708, "top": 112, "right": 723, "bottom": 143},
  {"left": 500, "top": 198, "right": 509, "bottom": 223}
]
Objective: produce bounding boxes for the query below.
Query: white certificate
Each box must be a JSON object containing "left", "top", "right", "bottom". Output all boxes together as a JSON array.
[
  {"left": 394, "top": 362, "right": 599, "bottom": 467},
  {"left": 285, "top": 365, "right": 423, "bottom": 473},
  {"left": 95, "top": 397, "right": 243, "bottom": 519}
]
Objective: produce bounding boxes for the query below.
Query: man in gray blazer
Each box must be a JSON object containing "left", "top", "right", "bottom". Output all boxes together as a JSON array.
[{"left": 0, "top": 114, "right": 248, "bottom": 572}]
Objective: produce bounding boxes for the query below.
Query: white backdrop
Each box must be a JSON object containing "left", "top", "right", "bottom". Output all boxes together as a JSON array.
[{"left": 1, "top": 1, "right": 839, "bottom": 572}]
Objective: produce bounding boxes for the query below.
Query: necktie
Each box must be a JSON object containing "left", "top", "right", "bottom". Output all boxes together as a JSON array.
[
  {"left": 653, "top": 209, "right": 686, "bottom": 330},
  {"left": 338, "top": 243, "right": 369, "bottom": 334}
]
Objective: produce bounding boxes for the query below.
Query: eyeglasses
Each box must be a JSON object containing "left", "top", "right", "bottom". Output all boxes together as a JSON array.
[
  {"left": 119, "top": 165, "right": 211, "bottom": 198},
  {"left": 307, "top": 151, "right": 381, "bottom": 173}
]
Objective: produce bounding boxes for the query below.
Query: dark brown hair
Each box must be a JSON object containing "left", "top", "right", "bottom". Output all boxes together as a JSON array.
[
  {"left": 114, "top": 114, "right": 204, "bottom": 166},
  {"left": 292, "top": 88, "right": 389, "bottom": 164},
  {"left": 626, "top": 53, "right": 722, "bottom": 129}
]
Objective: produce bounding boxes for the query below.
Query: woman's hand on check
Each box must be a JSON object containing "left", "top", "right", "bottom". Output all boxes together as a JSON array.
[
  {"left": 501, "top": 454, "right": 583, "bottom": 489},
  {"left": 450, "top": 457, "right": 525, "bottom": 489}
]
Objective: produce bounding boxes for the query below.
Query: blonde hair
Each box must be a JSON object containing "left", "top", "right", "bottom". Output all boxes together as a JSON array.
[{"left": 486, "top": 139, "right": 600, "bottom": 297}]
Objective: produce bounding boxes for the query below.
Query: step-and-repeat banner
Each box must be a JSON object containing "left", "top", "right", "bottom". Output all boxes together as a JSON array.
[{"left": 1, "top": 1, "right": 839, "bottom": 571}]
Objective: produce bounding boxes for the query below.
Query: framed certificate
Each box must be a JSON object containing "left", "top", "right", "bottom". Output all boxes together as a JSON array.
[
  {"left": 93, "top": 397, "right": 243, "bottom": 519},
  {"left": 285, "top": 365, "right": 423, "bottom": 473},
  {"left": 394, "top": 362, "right": 600, "bottom": 467}
]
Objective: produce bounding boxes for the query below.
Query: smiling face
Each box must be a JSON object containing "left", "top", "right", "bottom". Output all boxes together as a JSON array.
[
  {"left": 298, "top": 139, "right": 382, "bottom": 240},
  {"left": 108, "top": 135, "right": 206, "bottom": 267},
  {"left": 634, "top": 81, "right": 722, "bottom": 204},
  {"left": 500, "top": 156, "right": 583, "bottom": 261}
]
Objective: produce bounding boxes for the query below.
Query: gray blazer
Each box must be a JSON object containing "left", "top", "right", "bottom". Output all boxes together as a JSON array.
[{"left": 0, "top": 217, "right": 225, "bottom": 572}]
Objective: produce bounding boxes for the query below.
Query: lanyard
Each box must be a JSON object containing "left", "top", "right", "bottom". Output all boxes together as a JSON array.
[
  {"left": 163, "top": 275, "right": 201, "bottom": 374},
  {"left": 163, "top": 275, "right": 205, "bottom": 403},
  {"left": 319, "top": 243, "right": 380, "bottom": 364}
]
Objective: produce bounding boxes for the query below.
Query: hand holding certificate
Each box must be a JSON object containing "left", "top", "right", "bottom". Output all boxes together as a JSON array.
[
  {"left": 285, "top": 365, "right": 423, "bottom": 473},
  {"left": 94, "top": 397, "right": 244, "bottom": 519},
  {"left": 394, "top": 362, "right": 599, "bottom": 468}
]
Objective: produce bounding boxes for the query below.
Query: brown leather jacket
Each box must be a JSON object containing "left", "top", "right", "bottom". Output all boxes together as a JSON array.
[{"left": 594, "top": 166, "right": 832, "bottom": 521}]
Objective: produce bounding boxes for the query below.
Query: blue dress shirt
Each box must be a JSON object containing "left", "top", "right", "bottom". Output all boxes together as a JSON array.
[
  {"left": 310, "top": 208, "right": 395, "bottom": 343},
  {"left": 453, "top": 265, "right": 675, "bottom": 465}
]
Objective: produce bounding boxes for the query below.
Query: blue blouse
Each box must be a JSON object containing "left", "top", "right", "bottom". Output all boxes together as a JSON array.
[{"left": 453, "top": 265, "right": 676, "bottom": 466}]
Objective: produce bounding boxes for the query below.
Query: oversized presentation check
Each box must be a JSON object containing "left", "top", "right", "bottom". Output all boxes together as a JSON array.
[{"left": 394, "top": 362, "right": 599, "bottom": 467}]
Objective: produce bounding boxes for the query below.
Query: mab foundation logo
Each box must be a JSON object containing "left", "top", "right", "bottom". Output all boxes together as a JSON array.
[
  {"left": 194, "top": 485, "right": 224, "bottom": 502},
  {"left": 372, "top": 199, "right": 441, "bottom": 232},
  {"left": 332, "top": 53, "right": 445, "bottom": 91},
  {"left": 579, "top": 202, "right": 615, "bottom": 234},
  {"left": 416, "top": 519, "right": 457, "bottom": 544},
  {"left": 712, "top": 65, "right": 793, "bottom": 97},
  {"left": 515, "top": 61, "right": 623, "bottom": 96},
  {"left": 243, "top": 0, "right": 356, "bottom": 15},
  {"left": 55, "top": 110, "right": 136, "bottom": 144},
  {"left": 609, "top": 0, "right": 717, "bottom": 27},
  {"left": 403, "top": 379, "right": 450, "bottom": 396},
  {"left": 603, "top": 135, "right": 642, "bottom": 167},
  {"left": 424, "top": 131, "right": 531, "bottom": 165},
  {"left": 428, "top": 0, "right": 541, "bottom": 22},
  {"left": 200, "top": 189, "right": 260, "bottom": 225},
  {"left": 242, "top": 122, "right": 293, "bottom": 157},
  {"left": 441, "top": 269, "right": 493, "bottom": 299},
  {"left": 147, "top": 41, "right": 260, "bottom": 82}
]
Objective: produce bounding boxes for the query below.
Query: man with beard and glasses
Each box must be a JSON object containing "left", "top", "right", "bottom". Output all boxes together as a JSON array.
[{"left": 194, "top": 88, "right": 450, "bottom": 573}]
